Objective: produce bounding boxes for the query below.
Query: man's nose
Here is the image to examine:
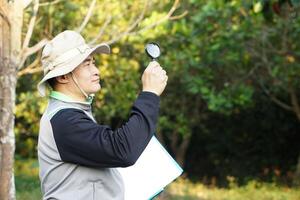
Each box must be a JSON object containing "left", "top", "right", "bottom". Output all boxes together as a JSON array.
[{"left": 92, "top": 64, "right": 99, "bottom": 76}]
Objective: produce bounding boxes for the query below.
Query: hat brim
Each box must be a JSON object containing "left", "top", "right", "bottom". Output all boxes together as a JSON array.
[{"left": 37, "top": 43, "right": 110, "bottom": 97}]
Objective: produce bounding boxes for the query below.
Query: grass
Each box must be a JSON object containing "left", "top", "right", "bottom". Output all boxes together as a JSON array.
[
  {"left": 160, "top": 178, "right": 300, "bottom": 200},
  {"left": 15, "top": 158, "right": 41, "bottom": 200},
  {"left": 15, "top": 159, "right": 300, "bottom": 200},
  {"left": 15, "top": 175, "right": 42, "bottom": 200}
]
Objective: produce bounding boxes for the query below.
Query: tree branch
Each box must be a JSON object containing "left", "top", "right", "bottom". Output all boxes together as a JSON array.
[
  {"left": 25, "top": 38, "right": 48, "bottom": 57},
  {"left": 23, "top": 0, "right": 33, "bottom": 9},
  {"left": 259, "top": 80, "right": 293, "bottom": 111},
  {"left": 18, "top": 38, "right": 48, "bottom": 69},
  {"left": 18, "top": 53, "right": 41, "bottom": 77},
  {"left": 88, "top": 15, "right": 112, "bottom": 45},
  {"left": 270, "top": 95, "right": 293, "bottom": 111},
  {"left": 127, "top": 0, "right": 187, "bottom": 37},
  {"left": 39, "top": 0, "right": 62, "bottom": 7},
  {"left": 76, "top": 0, "right": 96, "bottom": 33},
  {"left": 0, "top": 7, "right": 10, "bottom": 26},
  {"left": 288, "top": 80, "right": 300, "bottom": 121},
  {"left": 89, "top": 0, "right": 187, "bottom": 45},
  {"left": 170, "top": 130, "right": 179, "bottom": 154},
  {"left": 169, "top": 10, "right": 188, "bottom": 20},
  {"left": 104, "top": 1, "right": 150, "bottom": 45},
  {"left": 18, "top": 66, "right": 42, "bottom": 76},
  {"left": 22, "top": 0, "right": 39, "bottom": 51}
]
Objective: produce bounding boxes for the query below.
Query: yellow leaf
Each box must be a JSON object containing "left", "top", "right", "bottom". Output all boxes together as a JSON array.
[
  {"left": 253, "top": 2, "right": 262, "bottom": 13},
  {"left": 112, "top": 47, "right": 120, "bottom": 54},
  {"left": 286, "top": 55, "right": 295, "bottom": 63}
]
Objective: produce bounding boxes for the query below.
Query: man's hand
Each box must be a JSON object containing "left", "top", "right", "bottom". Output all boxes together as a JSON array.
[{"left": 142, "top": 61, "right": 168, "bottom": 96}]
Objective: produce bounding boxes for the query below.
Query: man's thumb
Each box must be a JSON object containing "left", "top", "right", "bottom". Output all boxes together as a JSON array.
[{"left": 146, "top": 61, "right": 159, "bottom": 71}]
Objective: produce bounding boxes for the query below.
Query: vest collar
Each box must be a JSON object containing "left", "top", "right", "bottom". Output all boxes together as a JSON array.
[{"left": 50, "top": 91, "right": 92, "bottom": 105}]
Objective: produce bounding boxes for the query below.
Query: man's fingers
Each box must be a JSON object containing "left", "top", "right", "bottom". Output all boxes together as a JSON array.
[
  {"left": 151, "top": 66, "right": 162, "bottom": 74},
  {"left": 162, "top": 75, "right": 168, "bottom": 82},
  {"left": 142, "top": 61, "right": 168, "bottom": 96},
  {"left": 146, "top": 61, "right": 160, "bottom": 72}
]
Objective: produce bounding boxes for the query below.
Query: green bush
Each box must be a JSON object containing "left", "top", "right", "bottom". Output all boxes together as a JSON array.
[
  {"left": 15, "top": 159, "right": 300, "bottom": 200},
  {"left": 162, "top": 178, "right": 300, "bottom": 200},
  {"left": 15, "top": 158, "right": 41, "bottom": 200}
]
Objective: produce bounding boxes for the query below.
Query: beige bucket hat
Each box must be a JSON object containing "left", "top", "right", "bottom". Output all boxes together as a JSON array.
[{"left": 37, "top": 30, "right": 110, "bottom": 96}]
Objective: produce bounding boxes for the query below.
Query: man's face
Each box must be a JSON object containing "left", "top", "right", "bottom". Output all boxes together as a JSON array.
[{"left": 72, "top": 55, "right": 101, "bottom": 94}]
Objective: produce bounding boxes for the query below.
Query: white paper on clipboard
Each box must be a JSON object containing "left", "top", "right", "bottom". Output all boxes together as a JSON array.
[{"left": 117, "top": 136, "right": 183, "bottom": 200}]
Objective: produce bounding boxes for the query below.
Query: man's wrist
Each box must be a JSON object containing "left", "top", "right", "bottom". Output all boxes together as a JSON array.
[{"left": 142, "top": 89, "right": 159, "bottom": 96}]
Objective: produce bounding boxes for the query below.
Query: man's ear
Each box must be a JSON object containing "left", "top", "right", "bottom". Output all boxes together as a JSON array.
[{"left": 56, "top": 74, "right": 70, "bottom": 84}]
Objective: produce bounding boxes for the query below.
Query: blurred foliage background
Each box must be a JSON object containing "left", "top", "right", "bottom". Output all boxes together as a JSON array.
[{"left": 15, "top": 0, "right": 300, "bottom": 199}]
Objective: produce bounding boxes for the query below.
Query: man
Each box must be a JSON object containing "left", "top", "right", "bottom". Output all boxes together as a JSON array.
[{"left": 37, "top": 30, "right": 168, "bottom": 200}]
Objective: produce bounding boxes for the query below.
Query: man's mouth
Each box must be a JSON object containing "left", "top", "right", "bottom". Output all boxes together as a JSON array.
[{"left": 92, "top": 79, "right": 100, "bottom": 82}]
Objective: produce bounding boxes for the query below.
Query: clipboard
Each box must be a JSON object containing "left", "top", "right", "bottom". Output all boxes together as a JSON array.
[{"left": 117, "top": 136, "right": 183, "bottom": 200}]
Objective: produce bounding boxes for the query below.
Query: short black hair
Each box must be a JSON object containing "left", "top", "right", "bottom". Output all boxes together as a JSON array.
[{"left": 47, "top": 77, "right": 57, "bottom": 89}]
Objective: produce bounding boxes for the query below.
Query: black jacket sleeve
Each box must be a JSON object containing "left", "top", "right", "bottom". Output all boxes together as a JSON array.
[{"left": 50, "top": 91, "right": 159, "bottom": 168}]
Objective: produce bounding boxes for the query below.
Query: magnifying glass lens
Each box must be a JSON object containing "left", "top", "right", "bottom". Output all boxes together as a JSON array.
[{"left": 145, "top": 43, "right": 160, "bottom": 60}]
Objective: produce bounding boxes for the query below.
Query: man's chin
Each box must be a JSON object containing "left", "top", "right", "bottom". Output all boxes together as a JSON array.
[{"left": 89, "top": 85, "right": 101, "bottom": 93}]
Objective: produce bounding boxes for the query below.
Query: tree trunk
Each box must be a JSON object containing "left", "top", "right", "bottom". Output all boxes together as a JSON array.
[
  {"left": 0, "top": 1, "right": 23, "bottom": 199},
  {"left": 293, "top": 154, "right": 300, "bottom": 186},
  {"left": 287, "top": 82, "right": 300, "bottom": 186},
  {"left": 169, "top": 132, "right": 191, "bottom": 168}
]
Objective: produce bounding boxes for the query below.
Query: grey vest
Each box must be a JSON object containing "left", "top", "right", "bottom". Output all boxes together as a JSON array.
[{"left": 38, "top": 94, "right": 124, "bottom": 200}]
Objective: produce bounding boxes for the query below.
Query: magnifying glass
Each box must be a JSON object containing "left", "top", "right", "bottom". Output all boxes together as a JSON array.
[{"left": 145, "top": 42, "right": 161, "bottom": 61}]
